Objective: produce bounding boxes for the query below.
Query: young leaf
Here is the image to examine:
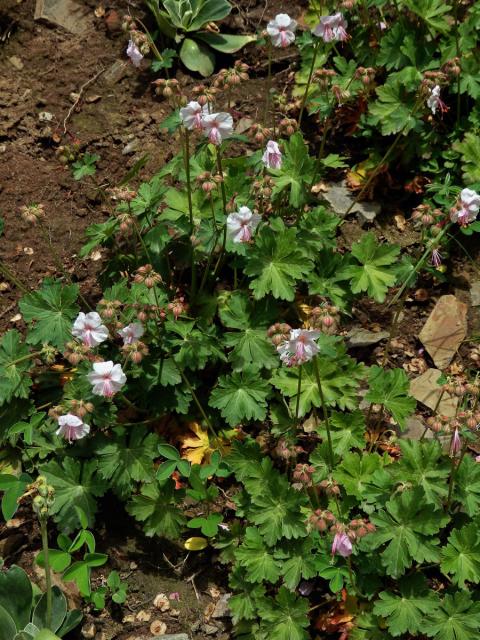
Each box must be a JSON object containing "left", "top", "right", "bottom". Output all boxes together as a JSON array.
[
  {"left": 259, "top": 587, "right": 309, "bottom": 640},
  {"left": 369, "top": 490, "right": 449, "bottom": 577},
  {"left": 366, "top": 366, "right": 416, "bottom": 428},
  {"left": 96, "top": 426, "right": 159, "bottom": 499},
  {"left": 270, "top": 133, "right": 314, "bottom": 208},
  {"left": 373, "top": 577, "right": 440, "bottom": 636},
  {"left": 209, "top": 369, "right": 270, "bottom": 426},
  {"left": 344, "top": 233, "right": 400, "bottom": 303},
  {"left": 245, "top": 224, "right": 312, "bottom": 301},
  {"left": 0, "top": 331, "right": 33, "bottom": 405},
  {"left": 127, "top": 480, "right": 186, "bottom": 539},
  {"left": 41, "top": 459, "right": 107, "bottom": 532},
  {"left": 440, "top": 524, "right": 480, "bottom": 588},
  {"left": 423, "top": 592, "right": 480, "bottom": 640},
  {"left": 234, "top": 527, "right": 282, "bottom": 583},
  {"left": 19, "top": 280, "right": 79, "bottom": 349}
]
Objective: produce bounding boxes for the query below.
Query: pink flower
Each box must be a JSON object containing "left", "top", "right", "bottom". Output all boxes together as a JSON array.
[
  {"left": 262, "top": 140, "right": 283, "bottom": 169},
  {"left": 226, "top": 206, "right": 261, "bottom": 243},
  {"left": 277, "top": 329, "right": 321, "bottom": 367},
  {"left": 431, "top": 249, "right": 442, "bottom": 267},
  {"left": 201, "top": 112, "right": 234, "bottom": 145},
  {"left": 87, "top": 361, "right": 126, "bottom": 398},
  {"left": 450, "top": 428, "right": 461, "bottom": 456},
  {"left": 450, "top": 188, "right": 480, "bottom": 226},
  {"left": 56, "top": 413, "right": 90, "bottom": 442},
  {"left": 379, "top": 21, "right": 388, "bottom": 31},
  {"left": 313, "top": 13, "right": 348, "bottom": 43},
  {"left": 266, "top": 13, "right": 297, "bottom": 48},
  {"left": 180, "top": 101, "right": 208, "bottom": 130},
  {"left": 126, "top": 39, "right": 143, "bottom": 67},
  {"left": 332, "top": 532, "right": 353, "bottom": 557},
  {"left": 118, "top": 322, "right": 144, "bottom": 345},
  {"left": 169, "top": 592, "right": 180, "bottom": 601},
  {"left": 427, "top": 85, "right": 447, "bottom": 116},
  {"left": 476, "top": 455, "right": 480, "bottom": 463},
  {"left": 72, "top": 312, "right": 109, "bottom": 348}
]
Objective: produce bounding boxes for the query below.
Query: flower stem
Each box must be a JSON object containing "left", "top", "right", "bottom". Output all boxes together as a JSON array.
[
  {"left": 174, "top": 360, "right": 218, "bottom": 442},
  {"left": 6, "top": 350, "right": 43, "bottom": 367},
  {"left": 183, "top": 129, "right": 197, "bottom": 297},
  {"left": 446, "top": 442, "right": 467, "bottom": 511},
  {"left": 0, "top": 261, "right": 29, "bottom": 294},
  {"left": 298, "top": 40, "right": 320, "bottom": 127},
  {"left": 312, "top": 356, "right": 334, "bottom": 470},
  {"left": 295, "top": 364, "right": 303, "bottom": 428},
  {"left": 263, "top": 41, "right": 273, "bottom": 127},
  {"left": 40, "top": 516, "right": 52, "bottom": 629}
]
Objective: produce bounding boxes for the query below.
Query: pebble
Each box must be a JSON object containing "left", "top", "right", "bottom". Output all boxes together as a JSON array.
[
  {"left": 122, "top": 139, "right": 140, "bottom": 155},
  {"left": 81, "top": 623, "right": 96, "bottom": 639},
  {"left": 38, "top": 111, "right": 54, "bottom": 122},
  {"left": 8, "top": 56, "right": 24, "bottom": 70}
]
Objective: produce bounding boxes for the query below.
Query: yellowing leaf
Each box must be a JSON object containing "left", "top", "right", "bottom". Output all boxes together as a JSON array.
[
  {"left": 184, "top": 536, "right": 208, "bottom": 551},
  {"left": 179, "top": 422, "right": 212, "bottom": 464}
]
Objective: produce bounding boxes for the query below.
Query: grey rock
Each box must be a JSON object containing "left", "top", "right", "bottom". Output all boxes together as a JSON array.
[
  {"left": 319, "top": 180, "right": 381, "bottom": 219},
  {"left": 153, "top": 635, "right": 190, "bottom": 640},
  {"left": 38, "top": 111, "right": 53, "bottom": 122},
  {"left": 410, "top": 368, "right": 457, "bottom": 417},
  {"left": 0, "top": 144, "right": 6, "bottom": 154},
  {"left": 470, "top": 281, "right": 480, "bottom": 307},
  {"left": 104, "top": 60, "right": 128, "bottom": 85},
  {"left": 34, "top": 0, "right": 90, "bottom": 34},
  {"left": 347, "top": 327, "right": 389, "bottom": 348},
  {"left": 401, "top": 416, "right": 426, "bottom": 439},
  {"left": 202, "top": 625, "right": 219, "bottom": 636},
  {"left": 419, "top": 295, "right": 468, "bottom": 369}
]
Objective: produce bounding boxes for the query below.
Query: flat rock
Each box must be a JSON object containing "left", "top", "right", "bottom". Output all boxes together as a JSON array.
[
  {"left": 153, "top": 635, "right": 190, "bottom": 640},
  {"left": 8, "top": 56, "right": 24, "bottom": 70},
  {"left": 347, "top": 327, "right": 389, "bottom": 347},
  {"left": 401, "top": 415, "right": 426, "bottom": 439},
  {"left": 470, "top": 281, "right": 480, "bottom": 306},
  {"left": 35, "top": 0, "right": 90, "bottom": 34},
  {"left": 212, "top": 594, "right": 231, "bottom": 619},
  {"left": 410, "top": 368, "right": 457, "bottom": 417},
  {"left": 418, "top": 295, "right": 467, "bottom": 369},
  {"left": 319, "top": 180, "right": 380, "bottom": 220}
]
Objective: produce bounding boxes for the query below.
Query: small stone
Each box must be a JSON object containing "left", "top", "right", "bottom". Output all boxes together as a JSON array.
[
  {"left": 419, "top": 295, "right": 468, "bottom": 369},
  {"left": 410, "top": 368, "right": 457, "bottom": 418},
  {"left": 38, "top": 111, "right": 54, "bottom": 122},
  {"left": 135, "top": 610, "right": 151, "bottom": 622},
  {"left": 153, "top": 593, "right": 170, "bottom": 612},
  {"left": 347, "top": 327, "right": 389, "bottom": 348},
  {"left": 69, "top": 92, "right": 80, "bottom": 103},
  {"left": 104, "top": 60, "right": 128, "bottom": 85},
  {"left": 153, "top": 635, "right": 190, "bottom": 640},
  {"left": 401, "top": 416, "right": 426, "bottom": 439},
  {"left": 129, "top": 561, "right": 138, "bottom": 570},
  {"left": 94, "top": 633, "right": 107, "bottom": 640},
  {"left": 470, "top": 281, "right": 480, "bottom": 307},
  {"left": 356, "top": 202, "right": 379, "bottom": 225},
  {"left": 0, "top": 144, "right": 6, "bottom": 154},
  {"left": 81, "top": 623, "right": 96, "bottom": 639},
  {"left": 0, "top": 282, "right": 11, "bottom": 291},
  {"left": 122, "top": 139, "right": 140, "bottom": 155},
  {"left": 150, "top": 620, "right": 167, "bottom": 636},
  {"left": 319, "top": 180, "right": 381, "bottom": 219},
  {"left": 8, "top": 56, "right": 24, "bottom": 70},
  {"left": 122, "top": 614, "right": 135, "bottom": 624},
  {"left": 212, "top": 594, "right": 231, "bottom": 619},
  {"left": 10, "top": 314, "right": 22, "bottom": 323},
  {"left": 202, "top": 624, "right": 218, "bottom": 636}
]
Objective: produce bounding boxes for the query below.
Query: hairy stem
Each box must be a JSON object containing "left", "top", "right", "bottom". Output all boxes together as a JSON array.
[
  {"left": 313, "top": 356, "right": 334, "bottom": 470},
  {"left": 298, "top": 40, "right": 320, "bottom": 127},
  {"left": 40, "top": 517, "right": 52, "bottom": 629}
]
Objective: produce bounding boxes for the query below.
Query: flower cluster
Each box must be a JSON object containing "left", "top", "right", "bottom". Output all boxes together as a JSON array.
[
  {"left": 310, "top": 510, "right": 375, "bottom": 557},
  {"left": 313, "top": 13, "right": 348, "bottom": 43},
  {"left": 450, "top": 188, "right": 480, "bottom": 226},
  {"left": 266, "top": 13, "right": 297, "bottom": 48},
  {"left": 226, "top": 206, "right": 261, "bottom": 244},
  {"left": 180, "top": 101, "right": 234, "bottom": 145},
  {"left": 277, "top": 329, "right": 321, "bottom": 367}
]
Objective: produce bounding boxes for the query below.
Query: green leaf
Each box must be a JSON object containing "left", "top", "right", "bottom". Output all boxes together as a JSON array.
[
  {"left": 72, "top": 153, "right": 99, "bottom": 181},
  {"left": 36, "top": 550, "right": 71, "bottom": 573},
  {"left": 0, "top": 565, "right": 32, "bottom": 630},
  {"left": 373, "top": 577, "right": 440, "bottom": 636},
  {"left": 188, "top": 514, "right": 223, "bottom": 537},
  {"left": 127, "top": 480, "right": 186, "bottom": 539},
  {"left": 369, "top": 490, "right": 449, "bottom": 577},
  {"left": 234, "top": 527, "right": 282, "bottom": 583},
  {"left": 0, "top": 605, "right": 18, "bottom": 640},
  {"left": 209, "top": 369, "right": 270, "bottom": 426},
  {"left": 19, "top": 280, "right": 79, "bottom": 349},
  {"left": 453, "top": 455, "right": 480, "bottom": 516},
  {"left": 166, "top": 321, "right": 225, "bottom": 370},
  {"left": 0, "top": 331, "right": 33, "bottom": 405},
  {"left": 0, "top": 473, "right": 31, "bottom": 520},
  {"left": 453, "top": 132, "right": 480, "bottom": 185},
  {"left": 281, "top": 539, "right": 317, "bottom": 590},
  {"left": 403, "top": 0, "right": 451, "bottom": 33},
  {"left": 344, "top": 233, "right": 400, "bottom": 303},
  {"left": 56, "top": 609, "right": 82, "bottom": 637},
  {"left": 245, "top": 223, "right": 312, "bottom": 301},
  {"left": 229, "top": 567, "right": 266, "bottom": 623},
  {"left": 369, "top": 80, "right": 417, "bottom": 136},
  {"left": 61, "top": 562, "right": 90, "bottom": 596},
  {"left": 441, "top": 524, "right": 480, "bottom": 588},
  {"left": 196, "top": 31, "right": 256, "bottom": 53},
  {"left": 96, "top": 427, "right": 158, "bottom": 499},
  {"left": 41, "top": 459, "right": 107, "bottom": 532},
  {"left": 271, "top": 133, "right": 314, "bottom": 208},
  {"left": 320, "top": 410, "right": 365, "bottom": 455},
  {"left": 392, "top": 440, "right": 450, "bottom": 507},
  {"left": 259, "top": 587, "right": 309, "bottom": 640},
  {"left": 32, "top": 587, "right": 66, "bottom": 633},
  {"left": 179, "top": 38, "right": 215, "bottom": 77},
  {"left": 366, "top": 366, "right": 416, "bottom": 428},
  {"left": 334, "top": 452, "right": 384, "bottom": 500},
  {"left": 423, "top": 592, "right": 480, "bottom": 640}
]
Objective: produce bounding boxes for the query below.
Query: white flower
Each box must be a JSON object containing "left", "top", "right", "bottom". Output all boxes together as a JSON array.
[
  {"left": 87, "top": 361, "right": 126, "bottom": 398},
  {"left": 226, "top": 206, "right": 261, "bottom": 243},
  {"left": 56, "top": 413, "right": 90, "bottom": 442},
  {"left": 277, "top": 329, "right": 321, "bottom": 366},
  {"left": 72, "top": 312, "right": 109, "bottom": 348},
  {"left": 313, "top": 13, "right": 348, "bottom": 42},
  {"left": 126, "top": 39, "right": 143, "bottom": 67},
  {"left": 201, "top": 112, "right": 234, "bottom": 145},
  {"left": 262, "top": 140, "right": 283, "bottom": 169},
  {"left": 180, "top": 101, "right": 208, "bottom": 130},
  {"left": 450, "top": 187, "right": 480, "bottom": 226},
  {"left": 266, "top": 13, "right": 297, "bottom": 48},
  {"left": 118, "top": 322, "right": 144, "bottom": 345},
  {"left": 427, "top": 85, "right": 447, "bottom": 115}
]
